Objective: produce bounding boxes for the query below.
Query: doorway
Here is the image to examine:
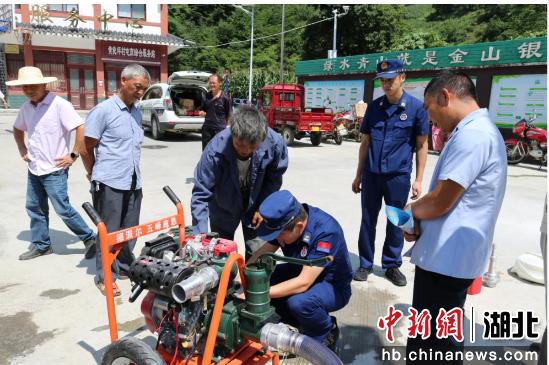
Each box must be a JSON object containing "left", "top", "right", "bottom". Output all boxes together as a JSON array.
[
  {"left": 68, "top": 67, "right": 96, "bottom": 110},
  {"left": 105, "top": 63, "right": 161, "bottom": 98}
]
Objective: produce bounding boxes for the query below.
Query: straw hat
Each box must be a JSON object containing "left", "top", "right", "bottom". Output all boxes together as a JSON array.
[{"left": 6, "top": 66, "right": 57, "bottom": 86}]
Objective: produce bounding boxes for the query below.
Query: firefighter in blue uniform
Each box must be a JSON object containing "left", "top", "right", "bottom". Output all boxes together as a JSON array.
[
  {"left": 191, "top": 106, "right": 288, "bottom": 260},
  {"left": 352, "top": 59, "right": 429, "bottom": 286},
  {"left": 248, "top": 190, "right": 353, "bottom": 351}
]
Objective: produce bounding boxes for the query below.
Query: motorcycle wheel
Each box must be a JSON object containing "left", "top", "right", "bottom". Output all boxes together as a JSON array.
[
  {"left": 354, "top": 132, "right": 362, "bottom": 143},
  {"left": 505, "top": 141, "right": 528, "bottom": 164},
  {"left": 333, "top": 129, "right": 343, "bottom": 145}
]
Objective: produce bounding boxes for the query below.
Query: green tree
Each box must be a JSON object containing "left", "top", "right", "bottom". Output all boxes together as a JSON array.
[
  {"left": 476, "top": 5, "right": 547, "bottom": 41},
  {"left": 302, "top": 5, "right": 406, "bottom": 58}
]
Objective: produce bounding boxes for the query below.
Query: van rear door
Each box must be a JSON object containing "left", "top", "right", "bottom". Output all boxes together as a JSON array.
[{"left": 168, "top": 71, "right": 211, "bottom": 87}]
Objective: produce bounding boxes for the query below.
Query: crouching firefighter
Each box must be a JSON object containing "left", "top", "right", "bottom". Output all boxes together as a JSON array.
[{"left": 247, "top": 190, "right": 354, "bottom": 351}]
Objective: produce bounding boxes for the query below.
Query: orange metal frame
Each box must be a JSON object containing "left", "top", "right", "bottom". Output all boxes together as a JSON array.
[{"left": 96, "top": 201, "right": 279, "bottom": 364}]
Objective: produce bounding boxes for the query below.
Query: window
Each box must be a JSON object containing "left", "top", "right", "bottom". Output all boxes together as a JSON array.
[
  {"left": 67, "top": 54, "right": 95, "bottom": 65},
  {"left": 33, "top": 50, "right": 66, "bottom": 92},
  {"left": 262, "top": 92, "right": 271, "bottom": 107},
  {"left": 117, "top": 5, "right": 146, "bottom": 20},
  {"left": 143, "top": 87, "right": 162, "bottom": 100},
  {"left": 280, "top": 92, "right": 295, "bottom": 102},
  {"left": 6, "top": 51, "right": 24, "bottom": 91},
  {"left": 47, "top": 4, "right": 78, "bottom": 12}
]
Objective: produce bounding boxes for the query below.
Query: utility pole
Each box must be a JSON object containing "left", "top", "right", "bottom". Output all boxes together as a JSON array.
[
  {"left": 329, "top": 6, "right": 350, "bottom": 59},
  {"left": 279, "top": 4, "right": 285, "bottom": 83},
  {"left": 233, "top": 4, "right": 254, "bottom": 104}
]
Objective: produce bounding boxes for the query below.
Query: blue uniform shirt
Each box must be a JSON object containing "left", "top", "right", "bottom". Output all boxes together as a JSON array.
[
  {"left": 191, "top": 128, "right": 288, "bottom": 234},
  {"left": 85, "top": 95, "right": 144, "bottom": 190},
  {"left": 361, "top": 90, "right": 429, "bottom": 175},
  {"left": 409, "top": 109, "right": 507, "bottom": 279},
  {"left": 270, "top": 204, "right": 354, "bottom": 287}
]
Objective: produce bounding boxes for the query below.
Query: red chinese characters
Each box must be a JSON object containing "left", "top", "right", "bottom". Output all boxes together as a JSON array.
[
  {"left": 407, "top": 308, "right": 432, "bottom": 339},
  {"left": 436, "top": 308, "right": 464, "bottom": 342},
  {"left": 377, "top": 306, "right": 404, "bottom": 343},
  {"left": 378, "top": 306, "right": 464, "bottom": 343}
]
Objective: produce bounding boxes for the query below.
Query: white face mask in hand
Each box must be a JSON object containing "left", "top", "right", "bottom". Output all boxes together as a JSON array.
[{"left": 386, "top": 205, "right": 414, "bottom": 234}]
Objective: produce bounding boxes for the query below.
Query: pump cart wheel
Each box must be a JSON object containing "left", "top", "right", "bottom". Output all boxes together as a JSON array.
[{"left": 101, "top": 337, "right": 166, "bottom": 365}]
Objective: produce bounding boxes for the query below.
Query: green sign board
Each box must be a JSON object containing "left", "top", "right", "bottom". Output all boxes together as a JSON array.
[
  {"left": 488, "top": 74, "right": 547, "bottom": 129},
  {"left": 296, "top": 37, "right": 547, "bottom": 76}
]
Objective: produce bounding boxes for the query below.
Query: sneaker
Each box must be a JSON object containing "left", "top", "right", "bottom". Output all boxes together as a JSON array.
[
  {"left": 84, "top": 238, "right": 96, "bottom": 259},
  {"left": 353, "top": 267, "right": 373, "bottom": 281},
  {"left": 19, "top": 246, "right": 53, "bottom": 260},
  {"left": 323, "top": 316, "right": 340, "bottom": 353},
  {"left": 385, "top": 267, "right": 407, "bottom": 287}
]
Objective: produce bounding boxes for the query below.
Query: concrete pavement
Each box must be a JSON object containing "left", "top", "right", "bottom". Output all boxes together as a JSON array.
[{"left": 0, "top": 112, "right": 546, "bottom": 364}]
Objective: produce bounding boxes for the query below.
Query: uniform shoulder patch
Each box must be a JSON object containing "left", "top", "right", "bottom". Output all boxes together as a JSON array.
[{"left": 316, "top": 241, "right": 331, "bottom": 253}]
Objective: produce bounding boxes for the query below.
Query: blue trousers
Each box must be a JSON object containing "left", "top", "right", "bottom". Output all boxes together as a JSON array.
[
  {"left": 358, "top": 172, "right": 410, "bottom": 269},
  {"left": 26, "top": 169, "right": 94, "bottom": 251},
  {"left": 270, "top": 264, "right": 351, "bottom": 342}
]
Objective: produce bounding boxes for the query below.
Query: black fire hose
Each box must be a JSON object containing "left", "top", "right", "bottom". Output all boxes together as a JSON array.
[{"left": 260, "top": 323, "right": 343, "bottom": 365}]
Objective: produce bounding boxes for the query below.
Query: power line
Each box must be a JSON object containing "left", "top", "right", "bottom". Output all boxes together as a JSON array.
[{"left": 184, "top": 15, "right": 333, "bottom": 49}]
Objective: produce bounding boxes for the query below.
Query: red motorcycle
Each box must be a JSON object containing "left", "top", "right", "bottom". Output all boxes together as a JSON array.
[{"left": 504, "top": 114, "right": 547, "bottom": 165}]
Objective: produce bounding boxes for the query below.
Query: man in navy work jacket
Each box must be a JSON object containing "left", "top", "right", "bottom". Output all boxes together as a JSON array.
[
  {"left": 247, "top": 190, "right": 353, "bottom": 351},
  {"left": 191, "top": 106, "right": 288, "bottom": 259},
  {"left": 352, "top": 59, "right": 429, "bottom": 286}
]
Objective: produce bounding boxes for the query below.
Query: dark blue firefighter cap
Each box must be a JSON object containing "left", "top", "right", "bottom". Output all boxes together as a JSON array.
[
  {"left": 375, "top": 59, "right": 405, "bottom": 79},
  {"left": 257, "top": 190, "right": 302, "bottom": 241}
]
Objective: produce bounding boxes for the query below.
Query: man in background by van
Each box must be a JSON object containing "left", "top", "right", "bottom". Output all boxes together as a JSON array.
[{"left": 198, "top": 74, "right": 232, "bottom": 150}]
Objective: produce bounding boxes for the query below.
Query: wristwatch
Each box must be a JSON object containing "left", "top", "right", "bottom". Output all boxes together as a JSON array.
[{"left": 70, "top": 152, "right": 79, "bottom": 160}]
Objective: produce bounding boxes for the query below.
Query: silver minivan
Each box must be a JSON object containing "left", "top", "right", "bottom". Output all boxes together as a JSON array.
[{"left": 137, "top": 71, "right": 211, "bottom": 139}]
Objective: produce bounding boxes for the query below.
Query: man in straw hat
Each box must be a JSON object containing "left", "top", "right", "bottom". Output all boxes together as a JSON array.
[{"left": 9, "top": 66, "right": 96, "bottom": 260}]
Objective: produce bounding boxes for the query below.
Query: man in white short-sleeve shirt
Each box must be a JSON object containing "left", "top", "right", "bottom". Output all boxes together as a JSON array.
[
  {"left": 403, "top": 70, "right": 507, "bottom": 364},
  {"left": 8, "top": 66, "right": 95, "bottom": 261}
]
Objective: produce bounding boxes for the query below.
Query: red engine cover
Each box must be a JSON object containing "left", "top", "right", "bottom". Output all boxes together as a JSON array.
[
  {"left": 185, "top": 235, "right": 239, "bottom": 256},
  {"left": 213, "top": 238, "right": 239, "bottom": 255}
]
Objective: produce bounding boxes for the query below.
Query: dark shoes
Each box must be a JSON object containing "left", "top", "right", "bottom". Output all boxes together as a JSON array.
[
  {"left": 323, "top": 316, "right": 340, "bottom": 353},
  {"left": 84, "top": 238, "right": 96, "bottom": 259},
  {"left": 385, "top": 267, "right": 407, "bottom": 286},
  {"left": 19, "top": 246, "right": 53, "bottom": 260},
  {"left": 353, "top": 267, "right": 373, "bottom": 281}
]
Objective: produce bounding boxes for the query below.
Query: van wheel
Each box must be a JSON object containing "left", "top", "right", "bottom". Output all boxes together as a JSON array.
[
  {"left": 310, "top": 132, "right": 321, "bottom": 146},
  {"left": 151, "top": 116, "right": 165, "bottom": 140},
  {"left": 282, "top": 127, "right": 295, "bottom": 145}
]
